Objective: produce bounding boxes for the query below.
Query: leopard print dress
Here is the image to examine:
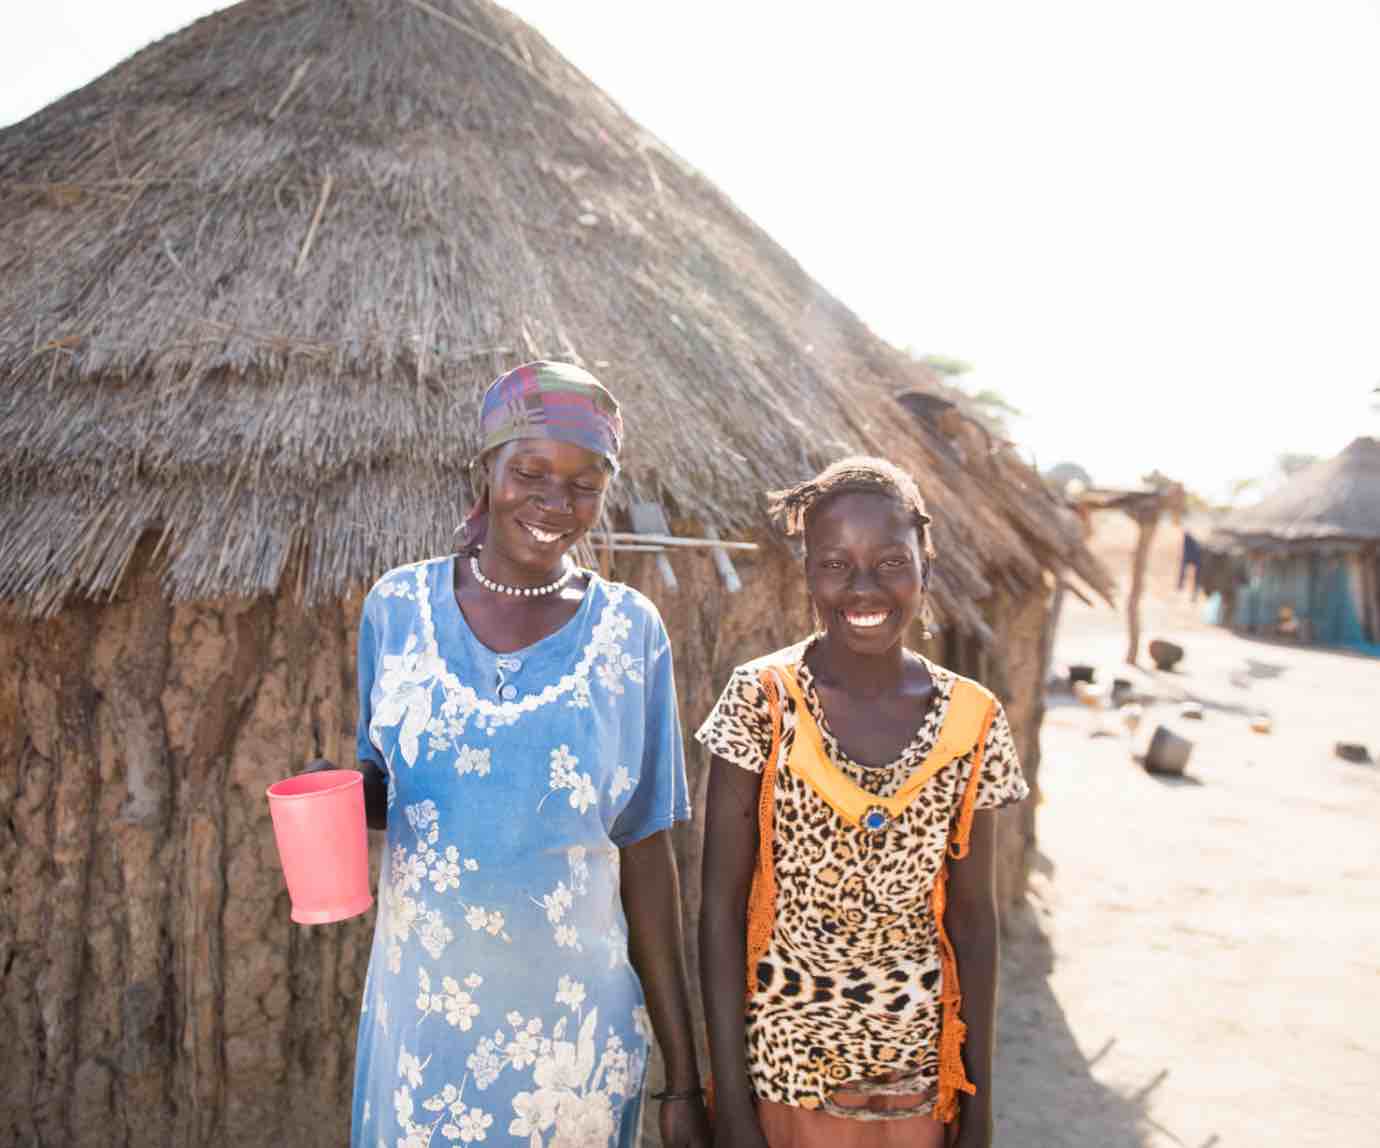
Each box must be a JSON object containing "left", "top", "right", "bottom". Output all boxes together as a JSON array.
[{"left": 695, "top": 638, "right": 1028, "bottom": 1116}]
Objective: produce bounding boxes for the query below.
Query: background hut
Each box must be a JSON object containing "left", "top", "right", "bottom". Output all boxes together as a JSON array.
[
  {"left": 1206, "top": 437, "right": 1380, "bottom": 650},
  {"left": 0, "top": 2, "right": 1108, "bottom": 1144}
]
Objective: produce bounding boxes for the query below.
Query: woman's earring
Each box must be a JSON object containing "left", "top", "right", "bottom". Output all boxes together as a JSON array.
[{"left": 919, "top": 589, "right": 935, "bottom": 640}]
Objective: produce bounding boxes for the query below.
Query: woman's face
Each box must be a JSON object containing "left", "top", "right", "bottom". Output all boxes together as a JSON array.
[
  {"left": 804, "top": 491, "right": 926, "bottom": 656},
  {"left": 484, "top": 439, "right": 610, "bottom": 570}
]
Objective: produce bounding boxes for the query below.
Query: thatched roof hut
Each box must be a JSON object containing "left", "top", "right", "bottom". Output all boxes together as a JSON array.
[
  {"left": 1216, "top": 437, "right": 1380, "bottom": 545},
  {"left": 1207, "top": 437, "right": 1380, "bottom": 648},
  {"left": 0, "top": 2, "right": 1109, "bottom": 1145}
]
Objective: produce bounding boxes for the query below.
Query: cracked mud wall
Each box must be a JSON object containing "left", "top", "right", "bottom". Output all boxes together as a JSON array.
[
  {"left": 974, "top": 584, "right": 1051, "bottom": 913},
  {"left": 0, "top": 540, "right": 1047, "bottom": 1146},
  {"left": 0, "top": 551, "right": 371, "bottom": 1148}
]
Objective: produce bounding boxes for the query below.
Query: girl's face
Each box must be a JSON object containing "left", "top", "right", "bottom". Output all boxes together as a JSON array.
[
  {"left": 484, "top": 439, "right": 610, "bottom": 569},
  {"left": 804, "top": 491, "right": 927, "bottom": 655}
]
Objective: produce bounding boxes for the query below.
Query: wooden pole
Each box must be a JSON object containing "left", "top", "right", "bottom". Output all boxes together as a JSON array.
[
  {"left": 1125, "top": 508, "right": 1160, "bottom": 664},
  {"left": 1041, "top": 579, "right": 1067, "bottom": 684}
]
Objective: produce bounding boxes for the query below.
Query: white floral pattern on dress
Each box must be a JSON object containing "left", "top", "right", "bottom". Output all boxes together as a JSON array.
[
  {"left": 382, "top": 800, "right": 505, "bottom": 974},
  {"left": 542, "top": 746, "right": 598, "bottom": 815},
  {"left": 376, "top": 578, "right": 416, "bottom": 601},
  {"left": 395, "top": 1041, "right": 499, "bottom": 1147},
  {"left": 369, "top": 564, "right": 639, "bottom": 752},
  {"left": 417, "top": 967, "right": 483, "bottom": 1032},
  {"left": 372, "top": 634, "right": 449, "bottom": 767},
  {"left": 503, "top": 994, "right": 643, "bottom": 1148},
  {"left": 388, "top": 979, "right": 643, "bottom": 1148},
  {"left": 533, "top": 847, "right": 591, "bottom": 952}
]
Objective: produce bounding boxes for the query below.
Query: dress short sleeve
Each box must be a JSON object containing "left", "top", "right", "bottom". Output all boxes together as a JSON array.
[
  {"left": 354, "top": 598, "right": 385, "bottom": 769},
  {"left": 973, "top": 700, "right": 1029, "bottom": 809},
  {"left": 608, "top": 614, "right": 692, "bottom": 848},
  {"left": 694, "top": 665, "right": 775, "bottom": 773}
]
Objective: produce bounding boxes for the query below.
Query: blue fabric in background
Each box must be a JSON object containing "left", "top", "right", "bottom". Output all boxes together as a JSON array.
[
  {"left": 1232, "top": 551, "right": 1379, "bottom": 655},
  {"left": 350, "top": 556, "right": 690, "bottom": 1147}
]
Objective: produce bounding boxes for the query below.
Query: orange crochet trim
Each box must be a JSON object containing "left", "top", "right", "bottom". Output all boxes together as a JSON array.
[
  {"left": 930, "top": 700, "right": 997, "bottom": 1124},
  {"left": 744, "top": 668, "right": 784, "bottom": 999}
]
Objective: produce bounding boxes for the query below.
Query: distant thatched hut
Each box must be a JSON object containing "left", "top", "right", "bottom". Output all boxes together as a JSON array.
[
  {"left": 1208, "top": 437, "right": 1380, "bottom": 650},
  {"left": 0, "top": 2, "right": 1108, "bottom": 1145}
]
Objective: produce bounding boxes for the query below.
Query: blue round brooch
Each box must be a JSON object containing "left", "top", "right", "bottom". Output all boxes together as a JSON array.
[{"left": 861, "top": 805, "right": 892, "bottom": 834}]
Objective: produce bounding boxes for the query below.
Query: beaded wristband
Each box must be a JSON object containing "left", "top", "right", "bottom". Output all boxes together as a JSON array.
[{"left": 649, "top": 1087, "right": 705, "bottom": 1103}]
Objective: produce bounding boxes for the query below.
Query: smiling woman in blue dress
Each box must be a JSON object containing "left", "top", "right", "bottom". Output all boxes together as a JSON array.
[{"left": 310, "top": 361, "right": 709, "bottom": 1148}]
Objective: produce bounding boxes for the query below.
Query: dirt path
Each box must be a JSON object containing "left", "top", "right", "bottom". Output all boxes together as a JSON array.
[{"left": 992, "top": 520, "right": 1380, "bottom": 1146}]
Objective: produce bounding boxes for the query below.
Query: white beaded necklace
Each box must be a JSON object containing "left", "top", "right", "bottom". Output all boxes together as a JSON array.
[{"left": 469, "top": 549, "right": 575, "bottom": 598}]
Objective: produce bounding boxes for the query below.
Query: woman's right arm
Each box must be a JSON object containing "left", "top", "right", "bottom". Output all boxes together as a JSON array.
[
  {"left": 359, "top": 762, "right": 388, "bottom": 831},
  {"left": 699, "top": 754, "right": 769, "bottom": 1148},
  {"left": 356, "top": 600, "right": 387, "bottom": 830},
  {"left": 302, "top": 758, "right": 388, "bottom": 831}
]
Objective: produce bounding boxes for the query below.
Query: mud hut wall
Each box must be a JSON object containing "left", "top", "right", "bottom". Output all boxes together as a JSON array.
[
  {"left": 0, "top": 554, "right": 372, "bottom": 1148},
  {"left": 971, "top": 584, "right": 1051, "bottom": 913}
]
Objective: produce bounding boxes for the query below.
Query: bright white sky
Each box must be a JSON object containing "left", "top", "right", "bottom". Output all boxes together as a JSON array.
[{"left": 5, "top": 1, "right": 1379, "bottom": 501}]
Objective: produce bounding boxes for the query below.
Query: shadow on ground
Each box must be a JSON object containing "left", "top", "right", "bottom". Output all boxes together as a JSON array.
[{"left": 994, "top": 889, "right": 1206, "bottom": 1147}]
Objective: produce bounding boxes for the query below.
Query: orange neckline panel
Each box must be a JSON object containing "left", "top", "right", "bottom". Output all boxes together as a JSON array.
[{"left": 773, "top": 666, "right": 990, "bottom": 828}]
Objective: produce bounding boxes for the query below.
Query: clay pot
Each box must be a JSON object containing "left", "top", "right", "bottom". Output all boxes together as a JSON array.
[
  {"left": 1148, "top": 639, "right": 1184, "bottom": 671},
  {"left": 1145, "top": 725, "right": 1193, "bottom": 775}
]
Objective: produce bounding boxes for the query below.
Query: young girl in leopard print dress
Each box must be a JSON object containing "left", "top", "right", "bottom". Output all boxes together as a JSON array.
[{"left": 697, "top": 457, "right": 1027, "bottom": 1148}]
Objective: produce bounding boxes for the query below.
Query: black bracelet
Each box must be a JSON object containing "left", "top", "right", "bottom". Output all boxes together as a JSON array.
[{"left": 650, "top": 1087, "right": 704, "bottom": 1102}]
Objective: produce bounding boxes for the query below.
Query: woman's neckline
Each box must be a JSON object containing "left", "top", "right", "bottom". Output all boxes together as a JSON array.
[
  {"left": 442, "top": 553, "right": 600, "bottom": 657},
  {"left": 797, "top": 639, "right": 945, "bottom": 772}
]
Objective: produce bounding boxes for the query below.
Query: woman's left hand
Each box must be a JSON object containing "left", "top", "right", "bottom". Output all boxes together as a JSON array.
[{"left": 658, "top": 1095, "right": 712, "bottom": 1148}]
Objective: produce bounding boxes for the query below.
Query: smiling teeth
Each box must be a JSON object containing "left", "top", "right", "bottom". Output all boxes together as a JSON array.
[
  {"left": 523, "top": 523, "right": 566, "bottom": 544},
  {"left": 846, "top": 611, "right": 889, "bottom": 628}
]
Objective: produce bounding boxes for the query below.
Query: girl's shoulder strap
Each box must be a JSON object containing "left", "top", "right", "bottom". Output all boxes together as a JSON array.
[
  {"left": 938, "top": 675, "right": 997, "bottom": 754},
  {"left": 755, "top": 665, "right": 787, "bottom": 766}
]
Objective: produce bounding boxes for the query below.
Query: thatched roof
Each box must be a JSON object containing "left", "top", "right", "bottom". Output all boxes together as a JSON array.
[
  {"left": 1216, "top": 437, "right": 1380, "bottom": 546},
  {"left": 0, "top": 0, "right": 1108, "bottom": 622}
]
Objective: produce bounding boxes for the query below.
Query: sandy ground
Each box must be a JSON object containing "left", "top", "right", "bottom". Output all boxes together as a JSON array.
[{"left": 991, "top": 516, "right": 1380, "bottom": 1147}]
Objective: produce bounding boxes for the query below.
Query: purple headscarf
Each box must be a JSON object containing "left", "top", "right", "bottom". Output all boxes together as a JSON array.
[{"left": 459, "top": 361, "right": 623, "bottom": 550}]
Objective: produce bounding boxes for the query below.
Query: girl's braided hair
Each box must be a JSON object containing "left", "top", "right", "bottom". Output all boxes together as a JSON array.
[{"left": 767, "top": 455, "right": 936, "bottom": 561}]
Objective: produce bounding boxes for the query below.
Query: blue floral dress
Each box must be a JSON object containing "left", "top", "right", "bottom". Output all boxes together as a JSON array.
[{"left": 350, "top": 556, "right": 690, "bottom": 1148}]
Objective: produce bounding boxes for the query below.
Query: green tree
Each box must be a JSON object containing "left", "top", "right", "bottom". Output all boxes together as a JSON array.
[
  {"left": 906, "top": 350, "right": 1022, "bottom": 437},
  {"left": 911, "top": 352, "right": 975, "bottom": 377},
  {"left": 1275, "top": 451, "right": 1319, "bottom": 477}
]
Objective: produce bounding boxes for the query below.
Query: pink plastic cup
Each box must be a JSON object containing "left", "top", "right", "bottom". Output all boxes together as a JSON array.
[{"left": 266, "top": 769, "right": 373, "bottom": 924}]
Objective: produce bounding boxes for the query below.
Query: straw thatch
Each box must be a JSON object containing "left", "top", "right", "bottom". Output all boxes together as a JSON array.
[
  {"left": 0, "top": 0, "right": 1106, "bottom": 624},
  {"left": 1215, "top": 437, "right": 1380, "bottom": 545}
]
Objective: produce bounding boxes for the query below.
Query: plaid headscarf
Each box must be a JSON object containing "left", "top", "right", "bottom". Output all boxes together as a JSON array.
[
  {"left": 459, "top": 361, "right": 623, "bottom": 551},
  {"left": 478, "top": 360, "right": 623, "bottom": 474}
]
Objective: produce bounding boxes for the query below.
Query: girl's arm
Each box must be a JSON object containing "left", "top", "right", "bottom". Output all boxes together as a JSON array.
[
  {"left": 620, "top": 829, "right": 711, "bottom": 1148},
  {"left": 946, "top": 808, "right": 1001, "bottom": 1148},
  {"left": 699, "top": 755, "right": 770, "bottom": 1148}
]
